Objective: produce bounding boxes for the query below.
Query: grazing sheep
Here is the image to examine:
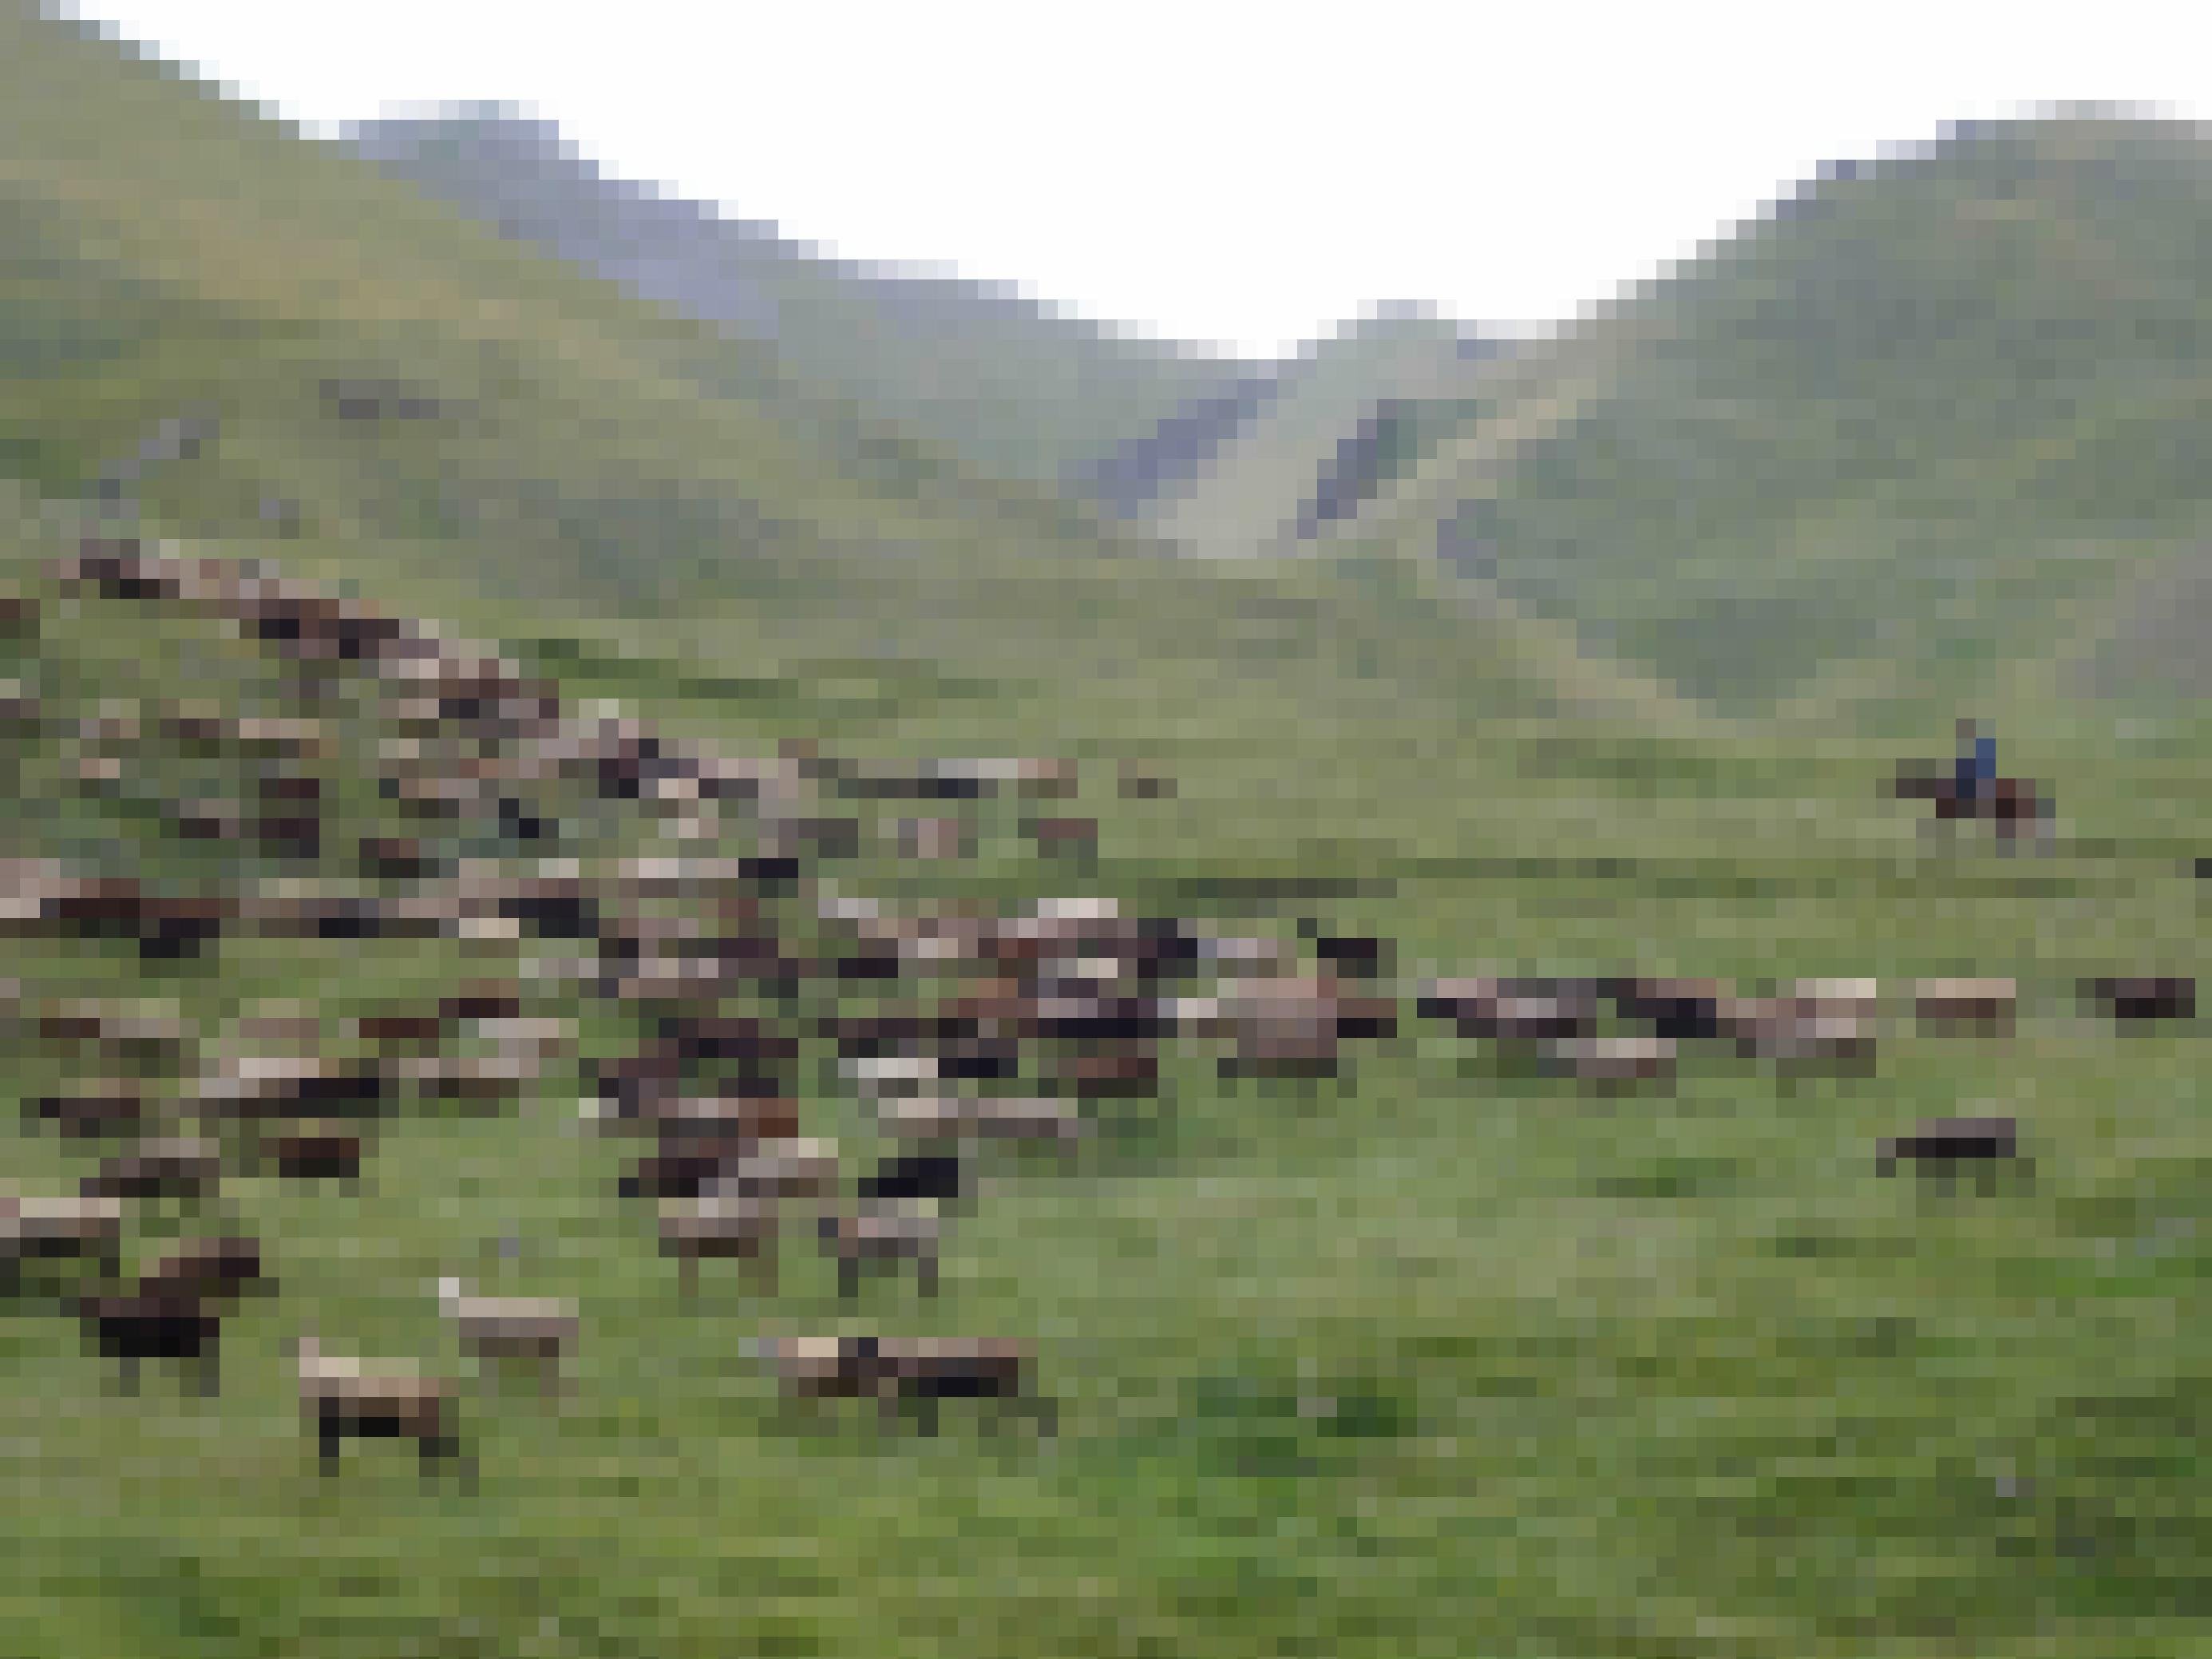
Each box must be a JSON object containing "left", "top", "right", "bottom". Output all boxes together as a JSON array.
[
  {"left": 1601, "top": 976, "right": 1731, "bottom": 1041},
  {"left": 1544, "top": 1035, "right": 1677, "bottom": 1088},
  {"left": 81, "top": 1137, "right": 222, "bottom": 1202},
  {"left": 291, "top": 1334, "right": 470, "bottom": 1482},
  {"left": 1876, "top": 1115, "right": 2023, "bottom": 1185},
  {"left": 434, "top": 1277, "right": 579, "bottom": 1398},
  {"left": 628, "top": 1096, "right": 804, "bottom": 1143},
  {"left": 1912, "top": 978, "right": 2017, "bottom": 1035},
  {"left": 142, "top": 1236, "right": 270, "bottom": 1305},
  {"left": 878, "top": 1095, "right": 1087, "bottom": 1149},
  {"left": 842, "top": 1054, "right": 942, "bottom": 1099},
  {"left": 27, "top": 1085, "right": 148, "bottom": 1141},
  {"left": 703, "top": 1138, "right": 841, "bottom": 1205},
  {"left": 858, "top": 1150, "right": 966, "bottom": 1206},
  {"left": 818, "top": 1203, "right": 944, "bottom": 1300},
  {"left": 76, "top": 1287, "right": 224, "bottom": 1397},
  {"left": 2082, "top": 976, "right": 2196, "bottom": 1025},
  {"left": 1415, "top": 978, "right": 1601, "bottom": 1042},
  {"left": 746, "top": 1336, "right": 1050, "bottom": 1436},
  {"left": 1713, "top": 992, "right": 1878, "bottom": 1070},
  {"left": 659, "top": 1191, "right": 782, "bottom": 1297},
  {"left": 618, "top": 1143, "right": 753, "bottom": 1201},
  {"left": 257, "top": 1126, "right": 366, "bottom": 1184},
  {"left": 0, "top": 1190, "right": 126, "bottom": 1284}
]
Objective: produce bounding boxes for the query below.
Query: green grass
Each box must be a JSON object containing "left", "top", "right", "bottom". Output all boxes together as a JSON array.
[
  {"left": 7, "top": 481, "right": 2212, "bottom": 1657},
  {"left": 1315, "top": 115, "right": 2212, "bottom": 727},
  {"left": 2, "top": 22, "right": 2210, "bottom": 1653}
]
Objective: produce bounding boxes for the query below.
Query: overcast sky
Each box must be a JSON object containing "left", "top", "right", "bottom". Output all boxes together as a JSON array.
[{"left": 55, "top": 1, "right": 2212, "bottom": 359}]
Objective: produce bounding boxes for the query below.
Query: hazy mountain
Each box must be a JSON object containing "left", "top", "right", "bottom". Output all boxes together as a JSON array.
[
  {"left": 1130, "top": 303, "right": 1514, "bottom": 558},
  {"left": 345, "top": 106, "right": 1249, "bottom": 490}
]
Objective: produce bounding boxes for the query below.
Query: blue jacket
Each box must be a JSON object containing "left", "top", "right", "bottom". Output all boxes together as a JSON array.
[{"left": 1956, "top": 734, "right": 1997, "bottom": 796}]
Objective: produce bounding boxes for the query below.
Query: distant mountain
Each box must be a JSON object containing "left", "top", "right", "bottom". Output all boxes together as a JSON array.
[
  {"left": 1314, "top": 113, "right": 2212, "bottom": 723},
  {"left": 1130, "top": 303, "right": 1514, "bottom": 558},
  {"left": 344, "top": 108, "right": 1249, "bottom": 490}
]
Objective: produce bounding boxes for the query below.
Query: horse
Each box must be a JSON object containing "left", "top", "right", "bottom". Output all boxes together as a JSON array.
[{"left": 1890, "top": 762, "right": 2053, "bottom": 852}]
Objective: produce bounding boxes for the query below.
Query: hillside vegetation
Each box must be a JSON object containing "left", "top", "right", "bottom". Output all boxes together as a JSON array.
[
  {"left": 3, "top": 16, "right": 2211, "bottom": 1658},
  {"left": 1318, "top": 114, "right": 2212, "bottom": 724},
  {"left": 347, "top": 108, "right": 1248, "bottom": 492}
]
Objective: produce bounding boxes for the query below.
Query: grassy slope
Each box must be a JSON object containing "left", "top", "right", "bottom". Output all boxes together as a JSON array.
[
  {"left": 346, "top": 109, "right": 1249, "bottom": 491},
  {"left": 9, "top": 468, "right": 2212, "bottom": 1659},
  {"left": 0, "top": 7, "right": 1146, "bottom": 628},
  {"left": 1, "top": 31, "right": 2208, "bottom": 1659},
  {"left": 1138, "top": 308, "right": 1502, "bottom": 557},
  {"left": 1321, "top": 115, "right": 2212, "bottom": 726}
]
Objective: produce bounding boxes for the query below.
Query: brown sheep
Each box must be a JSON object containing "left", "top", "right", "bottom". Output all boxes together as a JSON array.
[{"left": 81, "top": 1138, "right": 222, "bottom": 1203}]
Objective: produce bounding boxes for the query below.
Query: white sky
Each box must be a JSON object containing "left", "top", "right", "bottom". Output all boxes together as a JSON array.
[{"left": 54, "top": 0, "right": 2212, "bottom": 359}]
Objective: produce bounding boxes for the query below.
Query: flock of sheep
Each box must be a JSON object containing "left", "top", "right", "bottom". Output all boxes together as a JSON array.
[
  {"left": 3, "top": 534, "right": 2201, "bottom": 1483},
  {"left": 2, "top": 536, "right": 1413, "bottom": 1472}
]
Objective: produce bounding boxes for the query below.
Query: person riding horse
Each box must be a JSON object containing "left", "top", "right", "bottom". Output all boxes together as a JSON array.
[
  {"left": 1953, "top": 718, "right": 1998, "bottom": 807},
  {"left": 1891, "top": 719, "right": 2047, "bottom": 850}
]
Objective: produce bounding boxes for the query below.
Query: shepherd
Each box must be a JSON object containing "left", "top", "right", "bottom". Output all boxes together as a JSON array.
[{"left": 1953, "top": 718, "right": 1998, "bottom": 809}]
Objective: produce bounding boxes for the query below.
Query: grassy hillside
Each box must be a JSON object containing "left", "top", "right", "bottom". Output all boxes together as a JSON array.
[
  {"left": 346, "top": 108, "right": 1249, "bottom": 492},
  {"left": 1135, "top": 306, "right": 1510, "bottom": 558},
  {"left": 6, "top": 470, "right": 2212, "bottom": 1659},
  {"left": 4, "top": 21, "right": 2210, "bottom": 1656},
  {"left": 1320, "top": 114, "right": 2212, "bottom": 724},
  {"left": 0, "top": 6, "right": 1157, "bottom": 632}
]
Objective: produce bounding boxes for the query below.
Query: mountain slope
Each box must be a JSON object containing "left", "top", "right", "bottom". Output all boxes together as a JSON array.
[
  {"left": 1316, "top": 113, "right": 2212, "bottom": 722},
  {"left": 346, "top": 107, "right": 1249, "bottom": 491},
  {"left": 0, "top": 6, "right": 1150, "bottom": 632},
  {"left": 1133, "top": 305, "right": 1511, "bottom": 558}
]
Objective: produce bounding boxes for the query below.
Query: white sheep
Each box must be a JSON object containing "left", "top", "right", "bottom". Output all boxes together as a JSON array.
[
  {"left": 877, "top": 1095, "right": 1086, "bottom": 1148},
  {"left": 291, "top": 1333, "right": 469, "bottom": 1483},
  {"left": 434, "top": 1277, "right": 580, "bottom": 1399},
  {"left": 702, "top": 1137, "right": 841, "bottom": 1204},
  {"left": 817, "top": 1202, "right": 944, "bottom": 1300},
  {"left": 659, "top": 1190, "right": 782, "bottom": 1297},
  {"left": 0, "top": 1188, "right": 126, "bottom": 1283}
]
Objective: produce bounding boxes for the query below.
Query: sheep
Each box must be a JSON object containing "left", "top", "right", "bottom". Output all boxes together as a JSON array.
[
  {"left": 627, "top": 1096, "right": 803, "bottom": 1143},
  {"left": 76, "top": 1286, "right": 225, "bottom": 1398},
  {"left": 1415, "top": 978, "right": 1601, "bottom": 1042},
  {"left": 702, "top": 1138, "right": 841, "bottom": 1205},
  {"left": 1875, "top": 1115, "right": 2023, "bottom": 1189},
  {"left": 659, "top": 1190, "right": 782, "bottom": 1297},
  {"left": 745, "top": 1336, "right": 1051, "bottom": 1437},
  {"left": 878, "top": 1095, "right": 1087, "bottom": 1150},
  {"left": 857, "top": 1150, "right": 967, "bottom": 1206},
  {"left": 1912, "top": 977, "right": 2017, "bottom": 1035},
  {"left": 1543, "top": 1035, "right": 1677, "bottom": 1088},
  {"left": 81, "top": 1137, "right": 222, "bottom": 1203},
  {"left": 2082, "top": 976, "right": 2195, "bottom": 1025},
  {"left": 434, "top": 1277, "right": 579, "bottom": 1399},
  {"left": 142, "top": 1236, "right": 271, "bottom": 1305},
  {"left": 817, "top": 1202, "right": 944, "bottom": 1300},
  {"left": 27, "top": 1085, "right": 148, "bottom": 1141},
  {"left": 256, "top": 1126, "right": 366, "bottom": 1184},
  {"left": 618, "top": 1143, "right": 754, "bottom": 1201},
  {"left": 1, "top": 1190, "right": 126, "bottom": 1285},
  {"left": 1600, "top": 976, "right": 1731, "bottom": 1040},
  {"left": 291, "top": 1334, "right": 470, "bottom": 1483}
]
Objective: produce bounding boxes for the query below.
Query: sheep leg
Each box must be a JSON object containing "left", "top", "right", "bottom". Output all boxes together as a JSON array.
[
  {"left": 198, "top": 1346, "right": 221, "bottom": 1400},
  {"left": 319, "top": 1418, "right": 345, "bottom": 1473},
  {"left": 116, "top": 1354, "right": 140, "bottom": 1397},
  {"left": 838, "top": 1257, "right": 860, "bottom": 1301},
  {"left": 917, "top": 1254, "right": 940, "bottom": 1298}
]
